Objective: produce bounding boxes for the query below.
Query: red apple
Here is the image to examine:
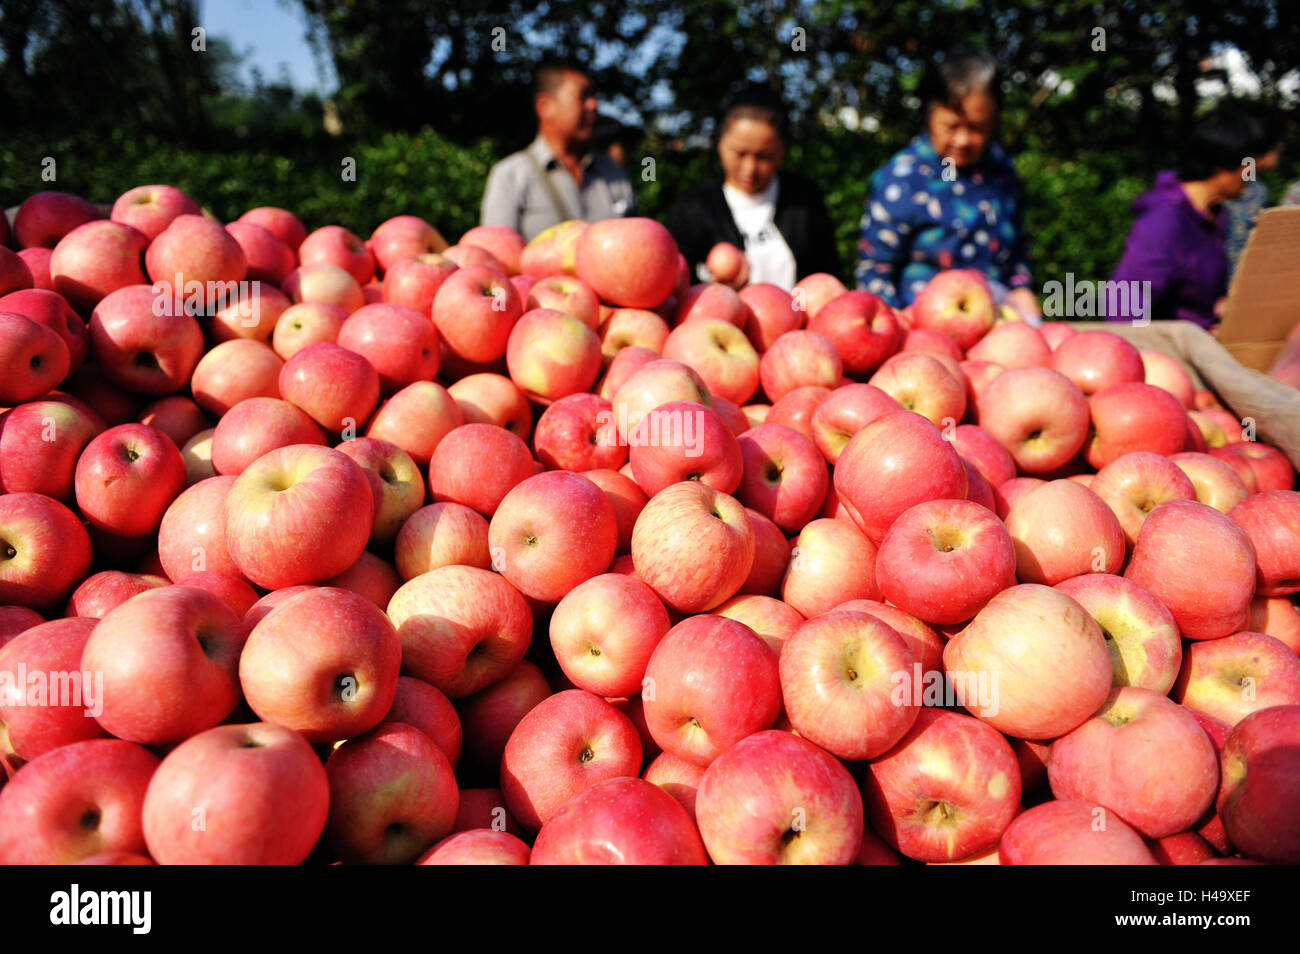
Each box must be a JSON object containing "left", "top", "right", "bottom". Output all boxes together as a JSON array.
[
  {"left": 1173, "top": 632, "right": 1300, "bottom": 726},
  {"left": 1049, "top": 330, "right": 1145, "bottom": 395},
  {"left": 210, "top": 396, "right": 326, "bottom": 475},
  {"left": 0, "top": 617, "right": 107, "bottom": 759},
  {"left": 758, "top": 329, "right": 843, "bottom": 402},
  {"left": 0, "top": 397, "right": 104, "bottom": 500},
  {"left": 432, "top": 264, "right": 522, "bottom": 364},
  {"left": 88, "top": 284, "right": 203, "bottom": 394},
  {"left": 910, "top": 269, "right": 996, "bottom": 350},
  {"left": 190, "top": 339, "right": 282, "bottom": 415},
  {"left": 278, "top": 341, "right": 380, "bottom": 433},
  {"left": 1087, "top": 382, "right": 1189, "bottom": 468},
  {"left": 145, "top": 214, "right": 246, "bottom": 289},
  {"left": 49, "top": 220, "right": 149, "bottom": 313},
  {"left": 299, "top": 224, "right": 374, "bottom": 285},
  {"left": 225, "top": 220, "right": 294, "bottom": 285},
  {"left": 1055, "top": 574, "right": 1183, "bottom": 693},
  {"left": 0, "top": 311, "right": 70, "bottom": 402},
  {"left": 782, "top": 517, "right": 879, "bottom": 618},
  {"left": 807, "top": 290, "right": 901, "bottom": 376},
  {"left": 740, "top": 283, "right": 802, "bottom": 351},
  {"left": 236, "top": 206, "right": 307, "bottom": 250},
  {"left": 1217, "top": 704, "right": 1300, "bottom": 863},
  {"left": 976, "top": 366, "right": 1089, "bottom": 474},
  {"left": 110, "top": 185, "right": 200, "bottom": 240},
  {"left": 74, "top": 423, "right": 185, "bottom": 537},
  {"left": 575, "top": 218, "right": 678, "bottom": 308},
  {"left": 428, "top": 423, "right": 536, "bottom": 517},
  {"left": 13, "top": 192, "right": 99, "bottom": 250},
  {"left": 1230, "top": 490, "right": 1300, "bottom": 596},
  {"left": 368, "top": 215, "right": 447, "bottom": 273},
  {"left": 0, "top": 493, "right": 93, "bottom": 609},
  {"left": 998, "top": 799, "right": 1158, "bottom": 864}
]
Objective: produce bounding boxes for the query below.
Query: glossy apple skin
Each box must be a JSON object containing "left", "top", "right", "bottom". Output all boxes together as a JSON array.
[
  {"left": 1248, "top": 596, "right": 1300, "bottom": 654},
  {"left": 631, "top": 481, "right": 755, "bottom": 613},
  {"left": 782, "top": 517, "right": 879, "bottom": 618},
  {"left": 488, "top": 471, "right": 618, "bottom": 603},
  {"left": 809, "top": 383, "right": 900, "bottom": 464},
  {"left": 643, "top": 750, "right": 708, "bottom": 823},
  {"left": 419, "top": 829, "right": 531, "bottom": 865},
  {"left": 82, "top": 585, "right": 246, "bottom": 745},
  {"left": 432, "top": 264, "right": 522, "bottom": 364},
  {"left": 1123, "top": 499, "right": 1256, "bottom": 640},
  {"left": 1217, "top": 704, "right": 1300, "bottom": 864},
  {"left": 1048, "top": 687, "right": 1219, "bottom": 839},
  {"left": 863, "top": 708, "right": 1021, "bottom": 863},
  {"left": 367, "top": 380, "right": 463, "bottom": 467},
  {"left": 337, "top": 302, "right": 441, "bottom": 394},
  {"left": 225, "top": 220, "right": 294, "bottom": 285},
  {"left": 394, "top": 502, "right": 491, "bottom": 580},
  {"left": 236, "top": 206, "right": 307, "bottom": 250},
  {"left": 876, "top": 498, "right": 1017, "bottom": 625},
  {"left": 780, "top": 610, "right": 918, "bottom": 761},
  {"left": 0, "top": 617, "right": 107, "bottom": 759},
  {"left": 0, "top": 738, "right": 159, "bottom": 864},
  {"left": 367, "top": 215, "right": 447, "bottom": 273},
  {"left": 575, "top": 218, "right": 678, "bottom": 309},
  {"left": 283, "top": 263, "right": 365, "bottom": 313},
  {"left": 1089, "top": 451, "right": 1197, "bottom": 550},
  {"left": 1170, "top": 451, "right": 1249, "bottom": 514},
  {"left": 530, "top": 776, "right": 708, "bottom": 864},
  {"left": 976, "top": 366, "right": 1090, "bottom": 474},
  {"left": 210, "top": 397, "right": 325, "bottom": 477},
  {"left": 0, "top": 311, "right": 71, "bottom": 403},
  {"left": 695, "top": 729, "right": 864, "bottom": 865},
  {"left": 428, "top": 423, "right": 535, "bottom": 517},
  {"left": 627, "top": 402, "right": 742, "bottom": 497},
  {"left": 0, "top": 398, "right": 104, "bottom": 500},
  {"left": 1086, "top": 382, "right": 1189, "bottom": 468},
  {"left": 382, "top": 676, "right": 461, "bottom": 767},
  {"left": 0, "top": 493, "right": 94, "bottom": 610},
  {"left": 909, "top": 269, "right": 996, "bottom": 350},
  {"left": 0, "top": 287, "right": 89, "bottom": 372},
  {"left": 998, "top": 799, "right": 1158, "bottom": 864},
  {"left": 299, "top": 224, "right": 374, "bottom": 284},
  {"left": 1230, "top": 490, "right": 1300, "bottom": 596},
  {"left": 740, "top": 283, "right": 802, "bottom": 351},
  {"left": 13, "top": 191, "right": 99, "bottom": 250},
  {"left": 740, "top": 507, "right": 794, "bottom": 598},
  {"left": 278, "top": 341, "right": 380, "bottom": 433},
  {"left": 141, "top": 722, "right": 327, "bottom": 864},
  {"left": 868, "top": 351, "right": 966, "bottom": 428},
  {"left": 65, "top": 570, "right": 167, "bottom": 618},
  {"left": 74, "top": 423, "right": 186, "bottom": 537},
  {"left": 943, "top": 584, "right": 1113, "bottom": 740},
  {"left": 550, "top": 573, "right": 670, "bottom": 698},
  {"left": 758, "top": 329, "right": 843, "bottom": 403},
  {"left": 326, "top": 721, "right": 459, "bottom": 864},
  {"left": 1172, "top": 632, "right": 1300, "bottom": 726},
  {"left": 533, "top": 393, "right": 625, "bottom": 472},
  {"left": 642, "top": 615, "right": 780, "bottom": 767},
  {"left": 224, "top": 444, "right": 374, "bottom": 589},
  {"left": 145, "top": 214, "right": 246, "bottom": 288},
  {"left": 49, "top": 220, "right": 150, "bottom": 313},
  {"left": 1049, "top": 330, "right": 1145, "bottom": 395},
  {"left": 1054, "top": 574, "right": 1183, "bottom": 694},
  {"left": 735, "top": 423, "right": 829, "bottom": 533},
  {"left": 808, "top": 291, "right": 904, "bottom": 376},
  {"left": 501, "top": 689, "right": 642, "bottom": 831},
  {"left": 833, "top": 410, "right": 967, "bottom": 546},
  {"left": 386, "top": 565, "right": 532, "bottom": 698},
  {"left": 240, "top": 587, "right": 402, "bottom": 744},
  {"left": 1005, "top": 479, "right": 1126, "bottom": 584}
]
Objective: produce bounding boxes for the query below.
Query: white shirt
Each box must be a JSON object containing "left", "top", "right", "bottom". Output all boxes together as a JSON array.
[{"left": 721, "top": 177, "right": 798, "bottom": 291}]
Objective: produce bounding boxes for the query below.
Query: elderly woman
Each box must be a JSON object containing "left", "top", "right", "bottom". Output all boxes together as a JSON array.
[
  {"left": 666, "top": 84, "right": 841, "bottom": 291},
  {"left": 856, "top": 48, "right": 1037, "bottom": 317}
]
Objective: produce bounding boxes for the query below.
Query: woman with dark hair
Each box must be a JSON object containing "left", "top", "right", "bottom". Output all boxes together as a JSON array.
[
  {"left": 1108, "top": 106, "right": 1260, "bottom": 327},
  {"left": 666, "top": 84, "right": 841, "bottom": 291},
  {"left": 856, "top": 47, "right": 1037, "bottom": 318},
  {"left": 1225, "top": 105, "right": 1286, "bottom": 277}
]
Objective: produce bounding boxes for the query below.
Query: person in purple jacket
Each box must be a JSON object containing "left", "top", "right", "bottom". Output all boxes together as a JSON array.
[{"left": 1108, "top": 107, "right": 1262, "bottom": 328}]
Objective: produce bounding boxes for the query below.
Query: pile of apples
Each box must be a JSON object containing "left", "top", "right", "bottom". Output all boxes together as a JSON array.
[{"left": 1, "top": 185, "right": 1299, "bottom": 866}]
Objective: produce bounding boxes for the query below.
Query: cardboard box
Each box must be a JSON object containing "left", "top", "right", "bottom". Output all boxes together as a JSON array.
[{"left": 1218, "top": 205, "right": 1300, "bottom": 371}]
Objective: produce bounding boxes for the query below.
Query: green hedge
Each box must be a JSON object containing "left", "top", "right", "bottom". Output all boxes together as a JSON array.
[{"left": 0, "top": 125, "right": 1269, "bottom": 291}]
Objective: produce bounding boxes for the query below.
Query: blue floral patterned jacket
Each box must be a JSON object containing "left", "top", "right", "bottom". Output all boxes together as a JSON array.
[{"left": 855, "top": 133, "right": 1033, "bottom": 307}]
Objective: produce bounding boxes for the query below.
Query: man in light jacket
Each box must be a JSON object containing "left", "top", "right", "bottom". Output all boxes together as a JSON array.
[{"left": 480, "top": 57, "right": 637, "bottom": 241}]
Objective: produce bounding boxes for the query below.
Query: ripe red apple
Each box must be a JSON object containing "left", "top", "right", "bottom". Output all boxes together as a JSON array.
[
  {"left": 14, "top": 248, "right": 50, "bottom": 291},
  {"left": 110, "top": 184, "right": 200, "bottom": 240},
  {"left": 325, "top": 721, "right": 458, "bottom": 864},
  {"left": 0, "top": 617, "right": 107, "bottom": 759},
  {"left": 833, "top": 410, "right": 967, "bottom": 545},
  {"left": 505, "top": 307, "right": 603, "bottom": 403},
  {"left": 1048, "top": 687, "right": 1219, "bottom": 839},
  {"left": 0, "top": 287, "right": 89, "bottom": 372},
  {"left": 1247, "top": 595, "right": 1300, "bottom": 654},
  {"left": 943, "top": 584, "right": 1112, "bottom": 740},
  {"left": 271, "top": 301, "right": 348, "bottom": 360},
  {"left": 419, "top": 829, "right": 530, "bottom": 865},
  {"left": 235, "top": 206, "right": 307, "bottom": 250},
  {"left": 950, "top": 424, "right": 1017, "bottom": 489},
  {"left": 631, "top": 481, "right": 754, "bottom": 613},
  {"left": 532, "top": 393, "right": 623, "bottom": 472},
  {"left": 910, "top": 269, "right": 996, "bottom": 350},
  {"left": 863, "top": 707, "right": 1021, "bottom": 862},
  {"left": 1055, "top": 574, "right": 1183, "bottom": 693},
  {"left": 998, "top": 799, "right": 1157, "bottom": 864},
  {"left": 0, "top": 738, "right": 158, "bottom": 864},
  {"left": 1141, "top": 349, "right": 1196, "bottom": 408},
  {"left": 876, "top": 497, "right": 1018, "bottom": 624},
  {"left": 575, "top": 218, "right": 678, "bottom": 308},
  {"left": 1173, "top": 632, "right": 1300, "bottom": 726},
  {"left": 65, "top": 570, "right": 167, "bottom": 619},
  {"left": 366, "top": 380, "right": 463, "bottom": 466},
  {"left": 781, "top": 517, "right": 878, "bottom": 617},
  {"left": 82, "top": 585, "right": 245, "bottom": 744},
  {"left": 428, "top": 423, "right": 535, "bottom": 517},
  {"left": 531, "top": 776, "right": 708, "bottom": 864},
  {"left": 965, "top": 319, "right": 1051, "bottom": 368},
  {"left": 0, "top": 398, "right": 104, "bottom": 500},
  {"left": 190, "top": 339, "right": 282, "bottom": 415},
  {"left": 210, "top": 281, "right": 290, "bottom": 343},
  {"left": 608, "top": 358, "right": 713, "bottom": 443},
  {"left": 0, "top": 311, "right": 70, "bottom": 402},
  {"left": 145, "top": 214, "right": 246, "bottom": 289},
  {"left": 48, "top": 220, "right": 149, "bottom": 314},
  {"left": 141, "top": 722, "right": 327, "bottom": 864},
  {"left": 88, "top": 284, "right": 203, "bottom": 394},
  {"left": 758, "top": 329, "right": 843, "bottom": 402},
  {"left": 224, "top": 220, "right": 294, "bottom": 285},
  {"left": 240, "top": 587, "right": 401, "bottom": 742},
  {"left": 367, "top": 214, "right": 447, "bottom": 273},
  {"left": 1217, "top": 704, "right": 1300, "bottom": 863},
  {"left": 740, "top": 283, "right": 802, "bottom": 351},
  {"left": 807, "top": 290, "right": 901, "bottom": 376},
  {"left": 501, "top": 689, "right": 642, "bottom": 831},
  {"left": 976, "top": 366, "right": 1089, "bottom": 474},
  {"left": 432, "top": 264, "right": 522, "bottom": 364},
  {"left": 456, "top": 660, "right": 551, "bottom": 778},
  {"left": 210, "top": 396, "right": 326, "bottom": 475},
  {"left": 299, "top": 224, "right": 374, "bottom": 285},
  {"left": 1004, "top": 479, "right": 1122, "bottom": 585},
  {"left": 336, "top": 302, "right": 440, "bottom": 394},
  {"left": 278, "top": 341, "right": 380, "bottom": 433},
  {"left": 1049, "top": 330, "right": 1145, "bottom": 395},
  {"left": 550, "top": 574, "right": 669, "bottom": 698},
  {"left": 386, "top": 565, "right": 532, "bottom": 698},
  {"left": 1123, "top": 499, "right": 1256, "bottom": 640},
  {"left": 808, "top": 383, "right": 899, "bottom": 464},
  {"left": 138, "top": 394, "right": 207, "bottom": 449},
  {"left": 12, "top": 192, "right": 99, "bottom": 250},
  {"left": 393, "top": 502, "right": 490, "bottom": 580},
  {"left": 283, "top": 263, "right": 365, "bottom": 313},
  {"left": 1230, "top": 490, "right": 1300, "bottom": 596},
  {"left": 0, "top": 493, "right": 93, "bottom": 609},
  {"left": 1170, "top": 451, "right": 1250, "bottom": 513},
  {"left": 661, "top": 316, "right": 759, "bottom": 404},
  {"left": 335, "top": 436, "right": 424, "bottom": 547},
  {"left": 642, "top": 614, "right": 780, "bottom": 767},
  {"left": 1226, "top": 441, "right": 1294, "bottom": 492},
  {"left": 383, "top": 676, "right": 462, "bottom": 766},
  {"left": 1087, "top": 382, "right": 1189, "bottom": 468},
  {"left": 695, "top": 729, "right": 864, "bottom": 865},
  {"left": 74, "top": 423, "right": 186, "bottom": 537},
  {"left": 224, "top": 443, "right": 374, "bottom": 589}
]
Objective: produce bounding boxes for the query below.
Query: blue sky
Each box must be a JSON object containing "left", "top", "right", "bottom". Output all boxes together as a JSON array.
[{"left": 203, "top": 0, "right": 328, "bottom": 92}]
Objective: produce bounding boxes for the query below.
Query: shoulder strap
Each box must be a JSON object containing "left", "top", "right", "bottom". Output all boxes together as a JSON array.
[{"left": 521, "top": 148, "right": 577, "bottom": 223}]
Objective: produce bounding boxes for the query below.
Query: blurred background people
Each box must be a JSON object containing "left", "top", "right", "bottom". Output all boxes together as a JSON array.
[
  {"left": 855, "top": 47, "right": 1038, "bottom": 318},
  {"left": 1108, "top": 105, "right": 1262, "bottom": 327},
  {"left": 666, "top": 84, "right": 840, "bottom": 291},
  {"left": 1225, "top": 105, "right": 1286, "bottom": 278},
  {"left": 480, "top": 56, "right": 637, "bottom": 241}
]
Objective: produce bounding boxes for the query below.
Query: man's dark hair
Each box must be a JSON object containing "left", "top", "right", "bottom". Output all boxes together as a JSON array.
[
  {"left": 718, "top": 83, "right": 791, "bottom": 143},
  {"left": 919, "top": 46, "right": 1003, "bottom": 113},
  {"left": 534, "top": 55, "right": 589, "bottom": 98},
  {"left": 1177, "top": 106, "right": 1270, "bottom": 181}
]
